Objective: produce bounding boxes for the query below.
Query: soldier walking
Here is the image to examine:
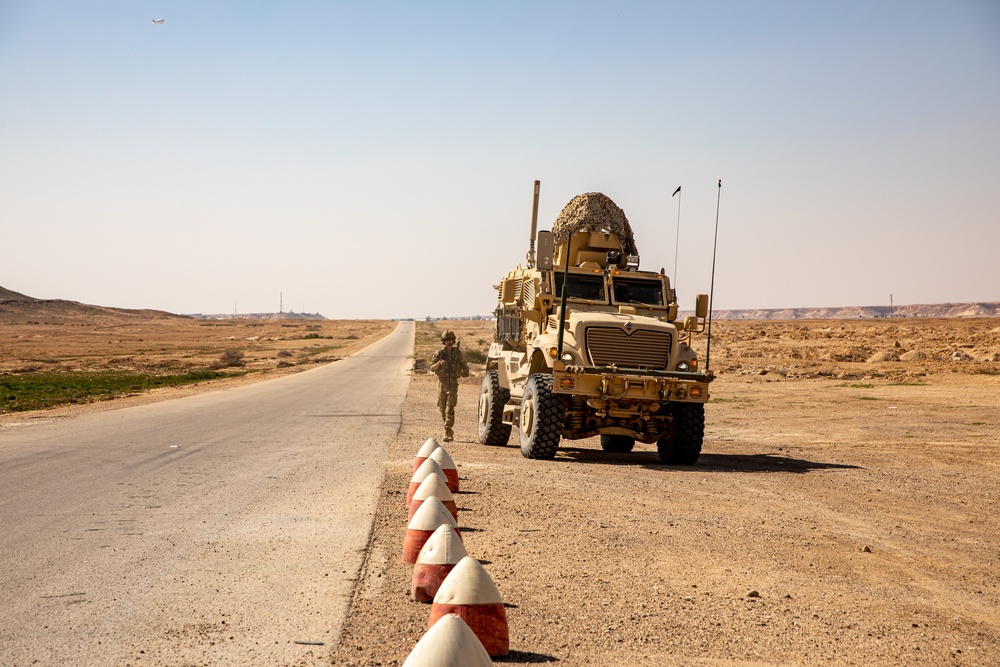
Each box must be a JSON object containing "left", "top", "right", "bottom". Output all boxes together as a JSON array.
[{"left": 429, "top": 330, "right": 469, "bottom": 442}]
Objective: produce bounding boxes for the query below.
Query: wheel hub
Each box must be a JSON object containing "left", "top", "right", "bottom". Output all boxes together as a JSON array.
[
  {"left": 478, "top": 392, "right": 489, "bottom": 429},
  {"left": 521, "top": 396, "right": 535, "bottom": 435}
]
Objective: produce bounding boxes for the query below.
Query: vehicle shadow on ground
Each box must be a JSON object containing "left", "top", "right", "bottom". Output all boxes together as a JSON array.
[{"left": 555, "top": 447, "right": 861, "bottom": 474}]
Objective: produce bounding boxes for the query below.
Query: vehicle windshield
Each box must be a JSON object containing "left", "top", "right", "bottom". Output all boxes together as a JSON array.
[
  {"left": 611, "top": 276, "right": 665, "bottom": 307},
  {"left": 553, "top": 272, "right": 607, "bottom": 302}
]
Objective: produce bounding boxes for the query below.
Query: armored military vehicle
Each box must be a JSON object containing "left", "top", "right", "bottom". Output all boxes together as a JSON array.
[{"left": 478, "top": 182, "right": 714, "bottom": 464}]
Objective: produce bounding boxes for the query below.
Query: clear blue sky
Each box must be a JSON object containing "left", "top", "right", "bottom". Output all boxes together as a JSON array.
[{"left": 2, "top": 1, "right": 998, "bottom": 319}]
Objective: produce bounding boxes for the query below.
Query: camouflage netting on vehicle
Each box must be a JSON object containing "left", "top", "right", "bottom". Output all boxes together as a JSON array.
[{"left": 552, "top": 192, "right": 637, "bottom": 256}]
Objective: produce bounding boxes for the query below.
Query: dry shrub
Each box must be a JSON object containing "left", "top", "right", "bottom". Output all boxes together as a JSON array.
[{"left": 211, "top": 348, "right": 245, "bottom": 369}]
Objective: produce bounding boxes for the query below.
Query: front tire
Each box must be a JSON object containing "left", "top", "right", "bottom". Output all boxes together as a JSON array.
[
  {"left": 519, "top": 374, "right": 562, "bottom": 460},
  {"left": 478, "top": 370, "right": 511, "bottom": 446},
  {"left": 600, "top": 434, "right": 635, "bottom": 453},
  {"left": 657, "top": 403, "right": 704, "bottom": 465}
]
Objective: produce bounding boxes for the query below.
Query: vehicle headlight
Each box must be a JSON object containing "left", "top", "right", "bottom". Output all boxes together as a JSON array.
[
  {"left": 560, "top": 353, "right": 574, "bottom": 364},
  {"left": 677, "top": 361, "right": 690, "bottom": 372}
]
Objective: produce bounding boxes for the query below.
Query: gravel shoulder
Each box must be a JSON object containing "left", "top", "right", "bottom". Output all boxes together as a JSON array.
[{"left": 332, "top": 326, "right": 1000, "bottom": 666}]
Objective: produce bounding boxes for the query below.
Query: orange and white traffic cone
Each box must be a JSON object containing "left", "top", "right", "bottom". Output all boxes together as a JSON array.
[
  {"left": 429, "top": 556, "right": 509, "bottom": 657},
  {"left": 413, "top": 438, "right": 440, "bottom": 473},
  {"left": 428, "top": 445, "right": 459, "bottom": 493},
  {"left": 403, "top": 496, "right": 460, "bottom": 565},
  {"left": 412, "top": 523, "right": 468, "bottom": 603},
  {"left": 407, "top": 458, "right": 445, "bottom": 509},
  {"left": 407, "top": 472, "right": 457, "bottom": 523},
  {"left": 401, "top": 613, "right": 493, "bottom": 667}
]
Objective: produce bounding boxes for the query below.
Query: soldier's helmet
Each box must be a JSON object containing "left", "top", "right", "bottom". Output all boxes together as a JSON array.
[{"left": 441, "top": 330, "right": 456, "bottom": 342}]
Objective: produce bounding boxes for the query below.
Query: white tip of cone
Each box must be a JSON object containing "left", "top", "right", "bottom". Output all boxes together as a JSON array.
[
  {"left": 416, "top": 524, "right": 468, "bottom": 565},
  {"left": 402, "top": 613, "right": 493, "bottom": 667},
  {"left": 416, "top": 438, "right": 440, "bottom": 459},
  {"left": 411, "top": 458, "right": 445, "bottom": 484},
  {"left": 408, "top": 496, "right": 458, "bottom": 531},
  {"left": 433, "top": 556, "right": 503, "bottom": 605},
  {"left": 428, "top": 446, "right": 456, "bottom": 471},
  {"left": 413, "top": 472, "right": 454, "bottom": 503}
]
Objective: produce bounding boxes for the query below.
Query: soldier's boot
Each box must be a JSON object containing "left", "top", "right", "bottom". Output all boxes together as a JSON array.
[{"left": 444, "top": 427, "right": 454, "bottom": 443}]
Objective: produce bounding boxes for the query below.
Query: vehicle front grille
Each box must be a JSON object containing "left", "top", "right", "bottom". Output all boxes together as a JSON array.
[{"left": 585, "top": 327, "right": 671, "bottom": 370}]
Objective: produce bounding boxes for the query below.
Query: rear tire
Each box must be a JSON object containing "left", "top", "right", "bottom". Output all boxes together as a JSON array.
[
  {"left": 657, "top": 403, "right": 704, "bottom": 465},
  {"left": 519, "top": 374, "right": 562, "bottom": 460},
  {"left": 477, "top": 370, "right": 511, "bottom": 446},
  {"left": 600, "top": 434, "right": 635, "bottom": 453}
]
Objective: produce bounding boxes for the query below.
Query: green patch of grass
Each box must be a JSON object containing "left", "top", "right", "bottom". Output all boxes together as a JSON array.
[
  {"left": 969, "top": 422, "right": 986, "bottom": 426},
  {"left": 835, "top": 383, "right": 874, "bottom": 389},
  {"left": 889, "top": 381, "right": 929, "bottom": 386},
  {"left": 1, "top": 369, "right": 239, "bottom": 413},
  {"left": 463, "top": 349, "right": 488, "bottom": 364},
  {"left": 855, "top": 396, "right": 879, "bottom": 401},
  {"left": 711, "top": 397, "right": 755, "bottom": 404},
  {"left": 300, "top": 333, "right": 333, "bottom": 340}
]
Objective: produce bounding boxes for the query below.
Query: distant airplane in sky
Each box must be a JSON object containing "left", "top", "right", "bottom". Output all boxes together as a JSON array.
[{"left": 152, "top": 18, "right": 165, "bottom": 25}]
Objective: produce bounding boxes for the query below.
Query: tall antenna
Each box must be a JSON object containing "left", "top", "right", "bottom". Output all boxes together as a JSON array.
[
  {"left": 671, "top": 185, "right": 682, "bottom": 285},
  {"left": 705, "top": 179, "right": 722, "bottom": 372},
  {"left": 280, "top": 292, "right": 283, "bottom": 314}
]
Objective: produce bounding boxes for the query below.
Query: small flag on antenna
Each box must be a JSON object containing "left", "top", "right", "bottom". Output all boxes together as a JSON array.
[{"left": 672, "top": 186, "right": 681, "bottom": 197}]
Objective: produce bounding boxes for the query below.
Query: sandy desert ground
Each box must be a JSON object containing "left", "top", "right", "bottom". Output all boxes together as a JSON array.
[
  {"left": 332, "top": 317, "right": 1000, "bottom": 666},
  {"left": 3, "top": 311, "right": 999, "bottom": 665}
]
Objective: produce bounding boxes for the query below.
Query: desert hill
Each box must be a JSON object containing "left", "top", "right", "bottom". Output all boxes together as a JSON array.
[
  {"left": 0, "top": 287, "right": 327, "bottom": 323},
  {"left": 0, "top": 286, "right": 184, "bottom": 323},
  {"left": 713, "top": 302, "right": 1000, "bottom": 320},
  {"left": 0, "top": 286, "right": 33, "bottom": 300}
]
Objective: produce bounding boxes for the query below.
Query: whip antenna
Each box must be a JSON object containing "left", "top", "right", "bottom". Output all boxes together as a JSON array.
[
  {"left": 671, "top": 185, "right": 681, "bottom": 285},
  {"left": 705, "top": 179, "right": 722, "bottom": 372}
]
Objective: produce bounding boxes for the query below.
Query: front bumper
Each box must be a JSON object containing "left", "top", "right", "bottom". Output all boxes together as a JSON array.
[{"left": 552, "top": 366, "right": 713, "bottom": 403}]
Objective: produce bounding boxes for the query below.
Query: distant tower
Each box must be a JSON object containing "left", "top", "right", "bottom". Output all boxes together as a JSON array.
[{"left": 280, "top": 292, "right": 283, "bottom": 314}]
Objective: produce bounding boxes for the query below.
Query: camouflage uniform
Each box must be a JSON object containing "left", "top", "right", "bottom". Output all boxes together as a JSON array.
[{"left": 430, "top": 331, "right": 469, "bottom": 442}]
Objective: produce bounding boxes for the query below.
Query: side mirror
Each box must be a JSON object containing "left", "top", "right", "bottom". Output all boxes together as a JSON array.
[
  {"left": 536, "top": 230, "right": 554, "bottom": 271},
  {"left": 683, "top": 315, "right": 701, "bottom": 332},
  {"left": 695, "top": 293, "right": 709, "bottom": 319}
]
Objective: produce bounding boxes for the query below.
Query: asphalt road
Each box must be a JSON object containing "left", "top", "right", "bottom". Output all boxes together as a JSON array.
[{"left": 0, "top": 321, "right": 414, "bottom": 666}]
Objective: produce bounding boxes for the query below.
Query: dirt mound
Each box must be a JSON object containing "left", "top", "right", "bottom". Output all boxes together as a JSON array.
[
  {"left": 867, "top": 349, "right": 899, "bottom": 362},
  {"left": 899, "top": 349, "right": 928, "bottom": 362}
]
